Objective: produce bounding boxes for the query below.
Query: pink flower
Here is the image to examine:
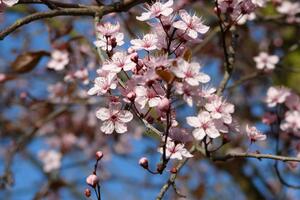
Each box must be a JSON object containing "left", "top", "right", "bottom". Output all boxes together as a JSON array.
[
  {"left": 95, "top": 22, "right": 120, "bottom": 36},
  {"left": 280, "top": 111, "right": 300, "bottom": 134},
  {"left": 172, "top": 10, "right": 209, "bottom": 39},
  {"left": 285, "top": 92, "right": 300, "bottom": 111},
  {"left": 136, "top": 0, "right": 173, "bottom": 21},
  {"left": 86, "top": 174, "right": 99, "bottom": 187},
  {"left": 159, "top": 138, "right": 193, "bottom": 160},
  {"left": 0, "top": 0, "right": 18, "bottom": 7},
  {"left": 102, "top": 52, "right": 136, "bottom": 73},
  {"left": 266, "top": 86, "right": 291, "bottom": 107},
  {"left": 205, "top": 95, "right": 234, "bottom": 124},
  {"left": 74, "top": 68, "right": 89, "bottom": 85},
  {"left": 171, "top": 59, "right": 210, "bottom": 86},
  {"left": 96, "top": 106, "right": 133, "bottom": 134},
  {"left": 246, "top": 125, "right": 266, "bottom": 142},
  {"left": 254, "top": 52, "right": 279, "bottom": 71},
  {"left": 187, "top": 111, "right": 222, "bottom": 140},
  {"left": 87, "top": 73, "right": 116, "bottom": 96},
  {"left": 277, "top": 1, "right": 300, "bottom": 23},
  {"left": 134, "top": 85, "right": 162, "bottom": 109},
  {"left": 130, "top": 34, "right": 158, "bottom": 51},
  {"left": 94, "top": 32, "right": 124, "bottom": 51},
  {"left": 47, "top": 49, "right": 69, "bottom": 71},
  {"left": 38, "top": 150, "right": 62, "bottom": 173}
]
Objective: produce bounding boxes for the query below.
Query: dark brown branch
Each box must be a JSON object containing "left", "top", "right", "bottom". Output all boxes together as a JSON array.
[
  {"left": 156, "top": 146, "right": 196, "bottom": 200},
  {"left": 0, "top": 0, "right": 149, "bottom": 40},
  {"left": 18, "top": 0, "right": 83, "bottom": 8}
]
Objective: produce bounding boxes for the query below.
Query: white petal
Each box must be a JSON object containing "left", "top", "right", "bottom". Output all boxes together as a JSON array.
[
  {"left": 172, "top": 21, "right": 187, "bottom": 30},
  {"left": 136, "top": 12, "right": 152, "bottom": 21},
  {"left": 96, "top": 108, "right": 110, "bottom": 121},
  {"left": 118, "top": 110, "right": 133, "bottom": 123},
  {"left": 114, "top": 121, "right": 127, "bottom": 133},
  {"left": 193, "top": 128, "right": 206, "bottom": 140},
  {"left": 206, "top": 127, "right": 220, "bottom": 138},
  {"left": 186, "top": 116, "right": 200, "bottom": 127},
  {"left": 100, "top": 121, "right": 114, "bottom": 134}
]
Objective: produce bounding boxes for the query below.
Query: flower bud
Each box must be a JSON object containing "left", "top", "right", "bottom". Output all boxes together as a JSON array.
[
  {"left": 96, "top": 151, "right": 104, "bottom": 160},
  {"left": 85, "top": 188, "right": 91, "bottom": 197},
  {"left": 139, "top": 157, "right": 148, "bottom": 169},
  {"left": 146, "top": 116, "right": 154, "bottom": 124},
  {"left": 170, "top": 167, "right": 177, "bottom": 174},
  {"left": 126, "top": 91, "right": 136, "bottom": 102},
  {"left": 110, "top": 37, "right": 117, "bottom": 48},
  {"left": 130, "top": 52, "right": 139, "bottom": 63},
  {"left": 158, "top": 97, "right": 170, "bottom": 112},
  {"left": 86, "top": 174, "right": 99, "bottom": 187},
  {"left": 0, "top": 73, "right": 6, "bottom": 83}
]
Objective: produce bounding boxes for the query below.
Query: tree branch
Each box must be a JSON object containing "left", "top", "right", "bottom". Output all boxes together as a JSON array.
[
  {"left": 213, "top": 152, "right": 300, "bottom": 163},
  {"left": 156, "top": 146, "right": 196, "bottom": 200},
  {"left": 0, "top": 0, "right": 149, "bottom": 40}
]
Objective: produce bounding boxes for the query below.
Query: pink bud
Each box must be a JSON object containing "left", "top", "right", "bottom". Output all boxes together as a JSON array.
[
  {"left": 96, "top": 151, "right": 104, "bottom": 160},
  {"left": 20, "top": 92, "right": 27, "bottom": 99},
  {"left": 158, "top": 97, "right": 170, "bottom": 112},
  {"left": 170, "top": 167, "right": 177, "bottom": 174},
  {"left": 139, "top": 157, "right": 148, "bottom": 169},
  {"left": 0, "top": 73, "right": 6, "bottom": 83},
  {"left": 85, "top": 188, "right": 91, "bottom": 197},
  {"left": 126, "top": 91, "right": 136, "bottom": 102},
  {"left": 86, "top": 174, "right": 99, "bottom": 187},
  {"left": 130, "top": 52, "right": 139, "bottom": 63},
  {"left": 128, "top": 47, "right": 135, "bottom": 54}
]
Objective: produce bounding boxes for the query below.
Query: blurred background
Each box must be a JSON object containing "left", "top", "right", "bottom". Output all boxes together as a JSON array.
[{"left": 1, "top": 0, "right": 300, "bottom": 199}]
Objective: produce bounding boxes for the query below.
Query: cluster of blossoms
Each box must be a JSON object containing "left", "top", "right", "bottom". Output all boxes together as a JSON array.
[
  {"left": 216, "top": 0, "right": 265, "bottom": 23},
  {"left": 87, "top": 0, "right": 266, "bottom": 169},
  {"left": 265, "top": 86, "right": 300, "bottom": 135}
]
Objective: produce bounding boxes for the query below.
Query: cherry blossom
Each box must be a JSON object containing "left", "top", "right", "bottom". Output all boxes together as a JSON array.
[
  {"left": 87, "top": 73, "right": 116, "bottom": 96},
  {"left": 96, "top": 106, "right": 133, "bottom": 134},
  {"left": 136, "top": 0, "right": 173, "bottom": 21},
  {"left": 159, "top": 138, "right": 193, "bottom": 160},
  {"left": 38, "top": 150, "right": 62, "bottom": 173},
  {"left": 285, "top": 92, "right": 300, "bottom": 111},
  {"left": 134, "top": 85, "right": 162, "bottom": 109},
  {"left": 172, "top": 9, "right": 209, "bottom": 39},
  {"left": 95, "top": 22, "right": 120, "bottom": 36},
  {"left": 94, "top": 32, "right": 124, "bottom": 51},
  {"left": 277, "top": 1, "right": 300, "bottom": 23},
  {"left": 0, "top": 0, "right": 18, "bottom": 7},
  {"left": 130, "top": 34, "right": 158, "bottom": 51},
  {"left": 246, "top": 125, "right": 266, "bottom": 142},
  {"left": 205, "top": 95, "right": 235, "bottom": 124},
  {"left": 47, "top": 49, "right": 69, "bottom": 71},
  {"left": 102, "top": 52, "right": 136, "bottom": 73},
  {"left": 254, "top": 52, "right": 279, "bottom": 71},
  {"left": 266, "top": 86, "right": 291, "bottom": 107},
  {"left": 187, "top": 111, "right": 222, "bottom": 140},
  {"left": 280, "top": 111, "right": 300, "bottom": 134},
  {"left": 171, "top": 59, "right": 210, "bottom": 86}
]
